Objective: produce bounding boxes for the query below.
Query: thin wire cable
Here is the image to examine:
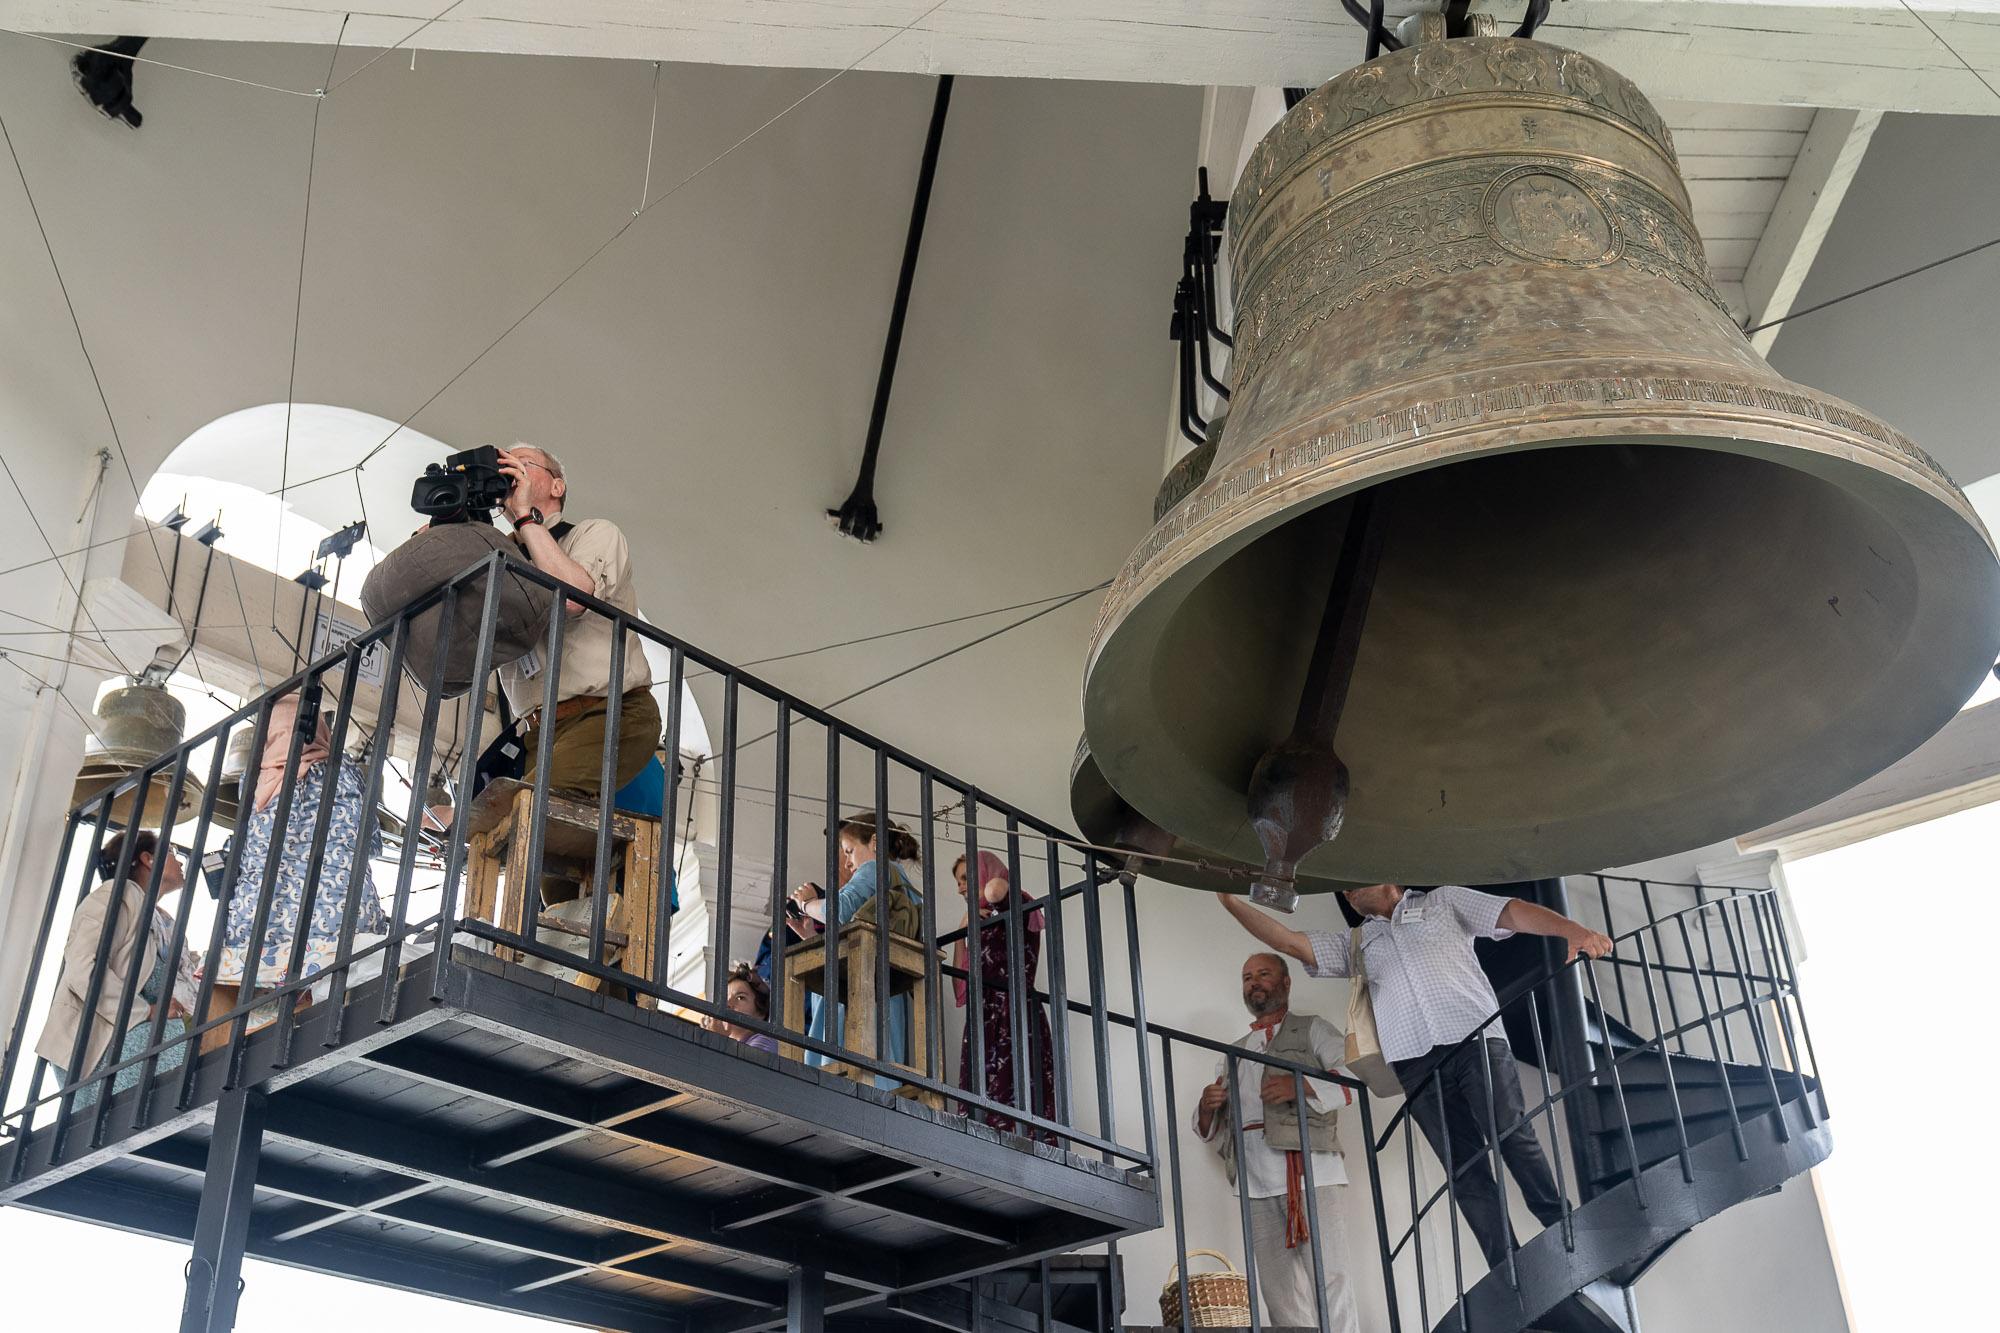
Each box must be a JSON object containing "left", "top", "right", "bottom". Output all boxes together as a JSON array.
[
  {"left": 273, "top": 18, "right": 352, "bottom": 625},
  {"left": 0, "top": 625, "right": 111, "bottom": 640},
  {"left": 687, "top": 581, "right": 1110, "bottom": 682},
  {"left": 326, "top": 0, "right": 472, "bottom": 94},
  {"left": 0, "top": 456, "right": 374, "bottom": 584},
  {"left": 0, "top": 596, "right": 108, "bottom": 643},
  {"left": 1743, "top": 233, "right": 2000, "bottom": 334},
  {"left": 638, "top": 62, "right": 663, "bottom": 215},
  {"left": 818, "top": 584, "right": 1094, "bottom": 715},
  {"left": 1894, "top": 0, "right": 2000, "bottom": 105},
  {"left": 352, "top": 0, "right": 958, "bottom": 470},
  {"left": 0, "top": 652, "right": 111, "bottom": 748},
  {"left": 352, "top": 469, "right": 375, "bottom": 558},
  {"left": 731, "top": 585, "right": 1097, "bottom": 752},
  {"left": 0, "top": 453, "right": 121, "bottom": 663},
  {"left": 0, "top": 29, "right": 320, "bottom": 99},
  {"left": 0, "top": 104, "right": 188, "bottom": 642},
  {"left": 223, "top": 549, "right": 271, "bottom": 690}
]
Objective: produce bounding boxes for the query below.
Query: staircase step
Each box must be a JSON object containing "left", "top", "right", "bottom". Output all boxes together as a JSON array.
[{"left": 1529, "top": 1280, "right": 1641, "bottom": 1333}]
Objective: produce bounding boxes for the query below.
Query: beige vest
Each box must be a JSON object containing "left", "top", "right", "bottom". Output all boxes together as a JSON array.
[{"left": 1213, "top": 1011, "right": 1341, "bottom": 1186}]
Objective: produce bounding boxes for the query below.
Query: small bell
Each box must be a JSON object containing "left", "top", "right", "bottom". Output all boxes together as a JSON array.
[{"left": 71, "top": 668, "right": 207, "bottom": 830}]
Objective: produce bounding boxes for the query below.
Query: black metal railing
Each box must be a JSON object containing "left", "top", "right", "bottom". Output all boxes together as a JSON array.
[
  {"left": 1367, "top": 879, "right": 1825, "bottom": 1331},
  {"left": 0, "top": 550, "right": 1158, "bottom": 1178}
]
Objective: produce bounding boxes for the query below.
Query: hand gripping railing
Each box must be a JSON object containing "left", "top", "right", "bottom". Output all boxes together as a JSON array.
[{"left": 1362, "top": 883, "right": 1824, "bottom": 1332}]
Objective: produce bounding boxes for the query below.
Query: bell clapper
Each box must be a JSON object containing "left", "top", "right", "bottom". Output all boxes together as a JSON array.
[{"left": 1245, "top": 493, "right": 1386, "bottom": 912}]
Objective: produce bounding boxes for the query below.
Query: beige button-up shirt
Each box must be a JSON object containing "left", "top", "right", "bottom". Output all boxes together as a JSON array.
[{"left": 498, "top": 516, "right": 654, "bottom": 716}]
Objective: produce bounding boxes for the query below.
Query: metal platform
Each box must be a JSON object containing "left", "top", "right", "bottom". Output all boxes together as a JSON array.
[{"left": 1, "top": 948, "right": 1158, "bottom": 1332}]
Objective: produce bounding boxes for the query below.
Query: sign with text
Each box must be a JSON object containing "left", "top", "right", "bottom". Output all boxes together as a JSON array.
[{"left": 311, "top": 607, "right": 388, "bottom": 688}]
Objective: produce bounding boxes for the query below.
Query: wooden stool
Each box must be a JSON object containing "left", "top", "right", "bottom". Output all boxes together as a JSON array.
[
  {"left": 779, "top": 921, "right": 945, "bottom": 1110},
  {"left": 464, "top": 778, "right": 663, "bottom": 989}
]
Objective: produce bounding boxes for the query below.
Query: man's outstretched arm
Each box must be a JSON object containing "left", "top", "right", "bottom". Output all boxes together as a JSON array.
[
  {"left": 1498, "top": 898, "right": 1615, "bottom": 963},
  {"left": 1215, "top": 892, "right": 1317, "bottom": 967}
]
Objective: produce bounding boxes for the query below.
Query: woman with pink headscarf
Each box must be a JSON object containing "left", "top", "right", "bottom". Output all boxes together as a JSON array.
[
  {"left": 212, "top": 691, "right": 387, "bottom": 999},
  {"left": 952, "top": 850, "right": 1056, "bottom": 1143}
]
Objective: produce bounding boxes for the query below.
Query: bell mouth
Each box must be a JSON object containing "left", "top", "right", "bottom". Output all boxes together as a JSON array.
[
  {"left": 71, "top": 764, "right": 209, "bottom": 831},
  {"left": 1084, "top": 428, "right": 2000, "bottom": 885}
]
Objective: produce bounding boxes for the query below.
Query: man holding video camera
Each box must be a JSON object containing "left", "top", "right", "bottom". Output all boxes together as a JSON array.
[{"left": 494, "top": 444, "right": 661, "bottom": 820}]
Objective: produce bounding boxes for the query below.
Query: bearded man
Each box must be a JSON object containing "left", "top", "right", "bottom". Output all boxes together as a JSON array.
[{"left": 1192, "top": 950, "right": 1360, "bottom": 1331}]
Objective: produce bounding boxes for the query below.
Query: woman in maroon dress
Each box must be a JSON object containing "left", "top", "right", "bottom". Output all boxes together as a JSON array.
[{"left": 952, "top": 851, "right": 1056, "bottom": 1143}]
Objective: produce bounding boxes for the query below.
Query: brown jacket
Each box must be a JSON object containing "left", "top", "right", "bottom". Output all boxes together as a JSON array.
[{"left": 34, "top": 879, "right": 171, "bottom": 1077}]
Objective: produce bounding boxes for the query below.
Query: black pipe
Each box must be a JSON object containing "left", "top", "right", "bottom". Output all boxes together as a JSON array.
[
  {"left": 168, "top": 542, "right": 220, "bottom": 675},
  {"left": 827, "top": 75, "right": 955, "bottom": 543}
]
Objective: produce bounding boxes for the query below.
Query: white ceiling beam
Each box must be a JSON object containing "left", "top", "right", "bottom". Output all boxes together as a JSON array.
[
  {"left": 1740, "top": 107, "right": 1883, "bottom": 355},
  {"left": 6, "top": 2, "right": 2000, "bottom": 114},
  {"left": 1737, "top": 698, "right": 2000, "bottom": 861}
]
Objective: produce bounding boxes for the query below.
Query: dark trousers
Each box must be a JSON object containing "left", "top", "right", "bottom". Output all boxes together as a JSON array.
[{"left": 1392, "top": 1038, "right": 1566, "bottom": 1269}]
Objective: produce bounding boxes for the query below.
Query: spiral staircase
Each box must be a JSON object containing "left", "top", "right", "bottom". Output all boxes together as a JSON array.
[{"left": 1357, "top": 877, "right": 1830, "bottom": 1333}]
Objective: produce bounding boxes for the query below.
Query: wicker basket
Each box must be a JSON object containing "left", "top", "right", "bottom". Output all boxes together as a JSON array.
[{"left": 1159, "top": 1249, "right": 1251, "bottom": 1327}]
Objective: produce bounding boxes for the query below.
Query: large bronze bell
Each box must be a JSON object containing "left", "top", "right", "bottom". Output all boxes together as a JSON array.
[{"left": 1082, "top": 33, "right": 2000, "bottom": 901}]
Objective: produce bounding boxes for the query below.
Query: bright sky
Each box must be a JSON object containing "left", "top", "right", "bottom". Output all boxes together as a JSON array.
[
  {"left": 1784, "top": 797, "right": 2000, "bottom": 1331},
  {"left": 0, "top": 1208, "right": 557, "bottom": 1329}
]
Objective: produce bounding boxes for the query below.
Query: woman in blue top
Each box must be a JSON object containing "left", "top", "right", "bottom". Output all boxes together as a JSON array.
[{"left": 788, "top": 811, "right": 922, "bottom": 1090}]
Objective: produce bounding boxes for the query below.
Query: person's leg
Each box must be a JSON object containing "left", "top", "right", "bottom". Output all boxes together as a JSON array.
[
  {"left": 1483, "top": 1038, "right": 1567, "bottom": 1230},
  {"left": 527, "top": 694, "right": 660, "bottom": 904},
  {"left": 1311, "top": 1182, "right": 1362, "bottom": 1333},
  {"left": 531, "top": 689, "right": 662, "bottom": 800},
  {"left": 611, "top": 687, "right": 662, "bottom": 793},
  {"left": 1399, "top": 1045, "right": 1516, "bottom": 1271},
  {"left": 538, "top": 705, "right": 611, "bottom": 800},
  {"left": 1247, "top": 1193, "right": 1315, "bottom": 1327}
]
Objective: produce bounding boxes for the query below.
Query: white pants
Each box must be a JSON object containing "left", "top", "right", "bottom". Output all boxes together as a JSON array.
[{"left": 1247, "top": 1184, "right": 1360, "bottom": 1331}]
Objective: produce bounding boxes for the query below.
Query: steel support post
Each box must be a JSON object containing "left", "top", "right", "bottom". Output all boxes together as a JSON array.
[
  {"left": 787, "top": 1266, "right": 826, "bottom": 1333},
  {"left": 179, "top": 1088, "right": 267, "bottom": 1333},
  {"left": 1528, "top": 877, "right": 1611, "bottom": 1198}
]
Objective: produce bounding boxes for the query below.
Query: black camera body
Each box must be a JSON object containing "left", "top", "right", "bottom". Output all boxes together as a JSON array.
[{"left": 412, "top": 446, "right": 514, "bottom": 525}]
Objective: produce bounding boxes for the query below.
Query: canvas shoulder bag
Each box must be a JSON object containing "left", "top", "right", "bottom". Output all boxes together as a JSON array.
[{"left": 1344, "top": 925, "right": 1404, "bottom": 1099}]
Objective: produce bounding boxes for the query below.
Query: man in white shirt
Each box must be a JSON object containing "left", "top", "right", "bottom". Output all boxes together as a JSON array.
[
  {"left": 1192, "top": 951, "right": 1360, "bottom": 1331},
  {"left": 1220, "top": 884, "right": 1611, "bottom": 1273}
]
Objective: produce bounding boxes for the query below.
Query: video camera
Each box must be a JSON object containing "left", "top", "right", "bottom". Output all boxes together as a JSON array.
[{"left": 411, "top": 446, "right": 513, "bottom": 525}]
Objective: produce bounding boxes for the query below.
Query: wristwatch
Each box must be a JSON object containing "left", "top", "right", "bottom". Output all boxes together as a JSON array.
[{"left": 513, "top": 507, "right": 545, "bottom": 534}]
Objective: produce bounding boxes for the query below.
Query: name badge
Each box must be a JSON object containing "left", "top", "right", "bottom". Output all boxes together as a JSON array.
[
  {"left": 515, "top": 648, "right": 543, "bottom": 679},
  {"left": 1401, "top": 898, "right": 1427, "bottom": 925}
]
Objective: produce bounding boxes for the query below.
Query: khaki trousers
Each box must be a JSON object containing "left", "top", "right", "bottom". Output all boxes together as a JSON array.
[
  {"left": 1247, "top": 1183, "right": 1360, "bottom": 1332},
  {"left": 521, "top": 687, "right": 662, "bottom": 905}
]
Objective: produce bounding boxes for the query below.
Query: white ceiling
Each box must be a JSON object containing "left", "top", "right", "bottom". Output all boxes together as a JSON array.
[
  {"left": 0, "top": 37, "right": 1201, "bottom": 821},
  {"left": 6, "top": 2, "right": 2000, "bottom": 112}
]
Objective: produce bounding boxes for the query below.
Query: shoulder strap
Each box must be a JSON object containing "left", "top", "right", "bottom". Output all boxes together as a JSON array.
[
  {"left": 491, "top": 670, "right": 519, "bottom": 735},
  {"left": 547, "top": 518, "right": 576, "bottom": 543},
  {"left": 1349, "top": 925, "right": 1366, "bottom": 981}
]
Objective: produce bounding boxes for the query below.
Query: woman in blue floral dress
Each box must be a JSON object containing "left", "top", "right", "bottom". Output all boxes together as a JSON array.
[{"left": 213, "top": 691, "right": 386, "bottom": 995}]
